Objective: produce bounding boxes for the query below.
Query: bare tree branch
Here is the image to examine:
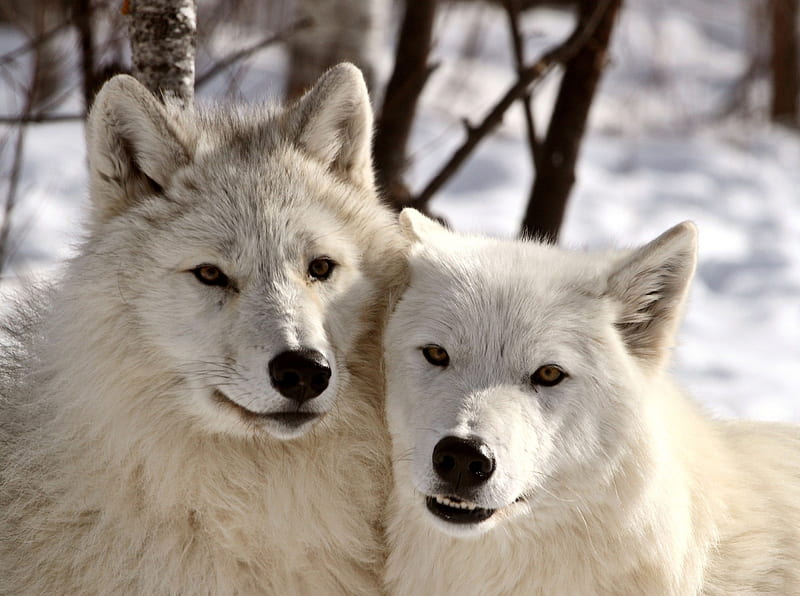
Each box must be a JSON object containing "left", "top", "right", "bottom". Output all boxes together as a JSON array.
[
  {"left": 0, "top": 127, "right": 28, "bottom": 275},
  {"left": 0, "top": 9, "right": 46, "bottom": 274},
  {"left": 0, "top": 113, "right": 84, "bottom": 124},
  {"left": 0, "top": 20, "right": 72, "bottom": 67},
  {"left": 410, "top": 0, "right": 615, "bottom": 210},
  {"left": 502, "top": 0, "right": 542, "bottom": 172},
  {"left": 195, "top": 17, "right": 313, "bottom": 89},
  {"left": 373, "top": 0, "right": 438, "bottom": 210}
]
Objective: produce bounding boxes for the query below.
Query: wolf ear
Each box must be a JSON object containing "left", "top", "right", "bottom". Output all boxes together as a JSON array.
[
  {"left": 398, "top": 208, "right": 450, "bottom": 244},
  {"left": 292, "top": 63, "right": 375, "bottom": 189},
  {"left": 86, "top": 74, "right": 193, "bottom": 223},
  {"left": 605, "top": 222, "right": 698, "bottom": 370}
]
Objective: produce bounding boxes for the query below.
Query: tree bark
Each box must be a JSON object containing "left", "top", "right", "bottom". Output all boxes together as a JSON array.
[
  {"left": 520, "top": 0, "right": 621, "bottom": 242},
  {"left": 373, "top": 0, "right": 437, "bottom": 210},
  {"left": 769, "top": 0, "right": 799, "bottom": 124},
  {"left": 128, "top": 0, "right": 197, "bottom": 106}
]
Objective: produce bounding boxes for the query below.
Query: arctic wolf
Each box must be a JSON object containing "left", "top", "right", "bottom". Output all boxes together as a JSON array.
[
  {"left": 0, "top": 64, "right": 405, "bottom": 594},
  {"left": 383, "top": 209, "right": 800, "bottom": 595}
]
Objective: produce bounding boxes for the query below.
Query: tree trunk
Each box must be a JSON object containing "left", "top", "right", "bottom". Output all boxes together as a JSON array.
[
  {"left": 128, "top": 0, "right": 197, "bottom": 106},
  {"left": 769, "top": 0, "right": 799, "bottom": 124},
  {"left": 373, "top": 0, "right": 438, "bottom": 210},
  {"left": 520, "top": 0, "right": 621, "bottom": 242},
  {"left": 286, "top": 0, "right": 388, "bottom": 99},
  {"left": 73, "top": 0, "right": 96, "bottom": 112}
]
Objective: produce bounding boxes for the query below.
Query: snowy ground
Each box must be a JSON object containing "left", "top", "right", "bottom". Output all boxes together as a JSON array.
[{"left": 1, "top": 0, "right": 798, "bottom": 421}]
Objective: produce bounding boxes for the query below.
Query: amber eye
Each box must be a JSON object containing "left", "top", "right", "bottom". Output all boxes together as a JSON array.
[
  {"left": 531, "top": 365, "right": 566, "bottom": 387},
  {"left": 192, "top": 265, "right": 229, "bottom": 287},
  {"left": 308, "top": 257, "right": 335, "bottom": 280},
  {"left": 422, "top": 345, "right": 450, "bottom": 367}
]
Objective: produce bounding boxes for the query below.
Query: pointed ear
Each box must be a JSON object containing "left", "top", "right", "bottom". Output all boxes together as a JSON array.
[
  {"left": 86, "top": 74, "right": 193, "bottom": 223},
  {"left": 605, "top": 222, "right": 698, "bottom": 369},
  {"left": 398, "top": 208, "right": 451, "bottom": 244},
  {"left": 291, "top": 63, "right": 375, "bottom": 189}
]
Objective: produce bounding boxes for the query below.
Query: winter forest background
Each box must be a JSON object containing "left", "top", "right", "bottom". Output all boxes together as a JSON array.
[{"left": 0, "top": 0, "right": 798, "bottom": 420}]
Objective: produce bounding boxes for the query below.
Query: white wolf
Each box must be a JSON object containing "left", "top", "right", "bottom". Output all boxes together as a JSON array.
[
  {"left": 0, "top": 64, "right": 405, "bottom": 594},
  {"left": 383, "top": 209, "right": 800, "bottom": 595}
]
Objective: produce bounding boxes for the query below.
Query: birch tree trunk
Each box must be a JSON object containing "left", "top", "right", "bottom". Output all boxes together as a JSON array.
[{"left": 128, "top": 0, "right": 197, "bottom": 106}]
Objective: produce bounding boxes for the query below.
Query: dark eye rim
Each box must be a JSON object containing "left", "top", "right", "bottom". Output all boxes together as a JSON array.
[
  {"left": 421, "top": 344, "right": 450, "bottom": 367},
  {"left": 308, "top": 257, "right": 337, "bottom": 281},
  {"left": 190, "top": 264, "right": 231, "bottom": 288},
  {"left": 531, "top": 364, "right": 568, "bottom": 387}
]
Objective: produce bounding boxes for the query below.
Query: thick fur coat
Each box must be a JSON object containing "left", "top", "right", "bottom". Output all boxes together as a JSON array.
[
  {"left": 383, "top": 209, "right": 800, "bottom": 595},
  {"left": 0, "top": 65, "right": 405, "bottom": 594}
]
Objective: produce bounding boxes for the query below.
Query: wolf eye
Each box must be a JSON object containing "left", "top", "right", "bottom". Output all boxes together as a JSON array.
[
  {"left": 421, "top": 345, "right": 450, "bottom": 367},
  {"left": 531, "top": 365, "right": 567, "bottom": 387},
  {"left": 192, "top": 265, "right": 229, "bottom": 287},
  {"left": 308, "top": 257, "right": 335, "bottom": 280}
]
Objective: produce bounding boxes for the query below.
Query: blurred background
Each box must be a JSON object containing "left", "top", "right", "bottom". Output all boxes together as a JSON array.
[{"left": 0, "top": 0, "right": 798, "bottom": 420}]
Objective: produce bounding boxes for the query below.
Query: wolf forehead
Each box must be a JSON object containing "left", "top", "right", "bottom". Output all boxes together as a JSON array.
[
  {"left": 166, "top": 154, "right": 357, "bottom": 238},
  {"left": 121, "top": 111, "right": 375, "bottom": 251},
  {"left": 403, "top": 239, "right": 615, "bottom": 327},
  {"left": 169, "top": 109, "right": 369, "bottom": 214}
]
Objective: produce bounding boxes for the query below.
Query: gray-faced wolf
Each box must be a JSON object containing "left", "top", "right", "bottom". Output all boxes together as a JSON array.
[
  {"left": 0, "top": 64, "right": 404, "bottom": 594},
  {"left": 383, "top": 209, "right": 800, "bottom": 595}
]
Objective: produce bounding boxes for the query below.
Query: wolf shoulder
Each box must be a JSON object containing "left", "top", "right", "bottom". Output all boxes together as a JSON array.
[
  {"left": 716, "top": 416, "right": 800, "bottom": 492},
  {"left": 696, "top": 415, "right": 800, "bottom": 592}
]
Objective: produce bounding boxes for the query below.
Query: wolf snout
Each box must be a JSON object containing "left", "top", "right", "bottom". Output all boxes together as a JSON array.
[
  {"left": 268, "top": 349, "right": 331, "bottom": 403},
  {"left": 432, "top": 436, "right": 495, "bottom": 488}
]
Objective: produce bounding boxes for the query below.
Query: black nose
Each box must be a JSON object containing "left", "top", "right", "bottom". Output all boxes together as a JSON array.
[
  {"left": 268, "top": 349, "right": 331, "bottom": 403},
  {"left": 432, "top": 436, "right": 495, "bottom": 488}
]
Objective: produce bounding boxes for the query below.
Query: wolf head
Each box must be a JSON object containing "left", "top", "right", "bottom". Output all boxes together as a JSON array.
[
  {"left": 385, "top": 209, "right": 697, "bottom": 537},
  {"left": 82, "top": 64, "right": 395, "bottom": 440}
]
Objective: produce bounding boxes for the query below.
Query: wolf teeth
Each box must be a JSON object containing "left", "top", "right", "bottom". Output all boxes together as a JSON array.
[{"left": 435, "top": 495, "right": 478, "bottom": 510}]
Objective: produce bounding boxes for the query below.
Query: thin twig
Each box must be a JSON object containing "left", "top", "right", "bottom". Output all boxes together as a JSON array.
[
  {"left": 410, "top": 0, "right": 614, "bottom": 209},
  {"left": 28, "top": 75, "right": 82, "bottom": 116},
  {"left": 502, "top": 0, "right": 543, "bottom": 172},
  {"left": 195, "top": 17, "right": 313, "bottom": 89},
  {"left": 0, "top": 126, "right": 28, "bottom": 274},
  {"left": 0, "top": 20, "right": 72, "bottom": 67},
  {"left": 0, "top": 113, "right": 84, "bottom": 124},
  {"left": 0, "top": 10, "right": 47, "bottom": 274}
]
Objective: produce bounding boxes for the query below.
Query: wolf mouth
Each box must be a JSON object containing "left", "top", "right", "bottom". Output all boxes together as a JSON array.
[
  {"left": 263, "top": 412, "right": 321, "bottom": 425},
  {"left": 212, "top": 389, "right": 321, "bottom": 427},
  {"left": 426, "top": 495, "right": 496, "bottom": 524}
]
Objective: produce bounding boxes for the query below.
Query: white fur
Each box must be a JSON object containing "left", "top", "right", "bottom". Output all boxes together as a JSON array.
[
  {"left": 384, "top": 209, "right": 800, "bottom": 595},
  {"left": 0, "top": 64, "right": 406, "bottom": 594}
]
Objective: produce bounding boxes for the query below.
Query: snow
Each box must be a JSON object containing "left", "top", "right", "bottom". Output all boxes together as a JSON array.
[{"left": 1, "top": 0, "right": 798, "bottom": 421}]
